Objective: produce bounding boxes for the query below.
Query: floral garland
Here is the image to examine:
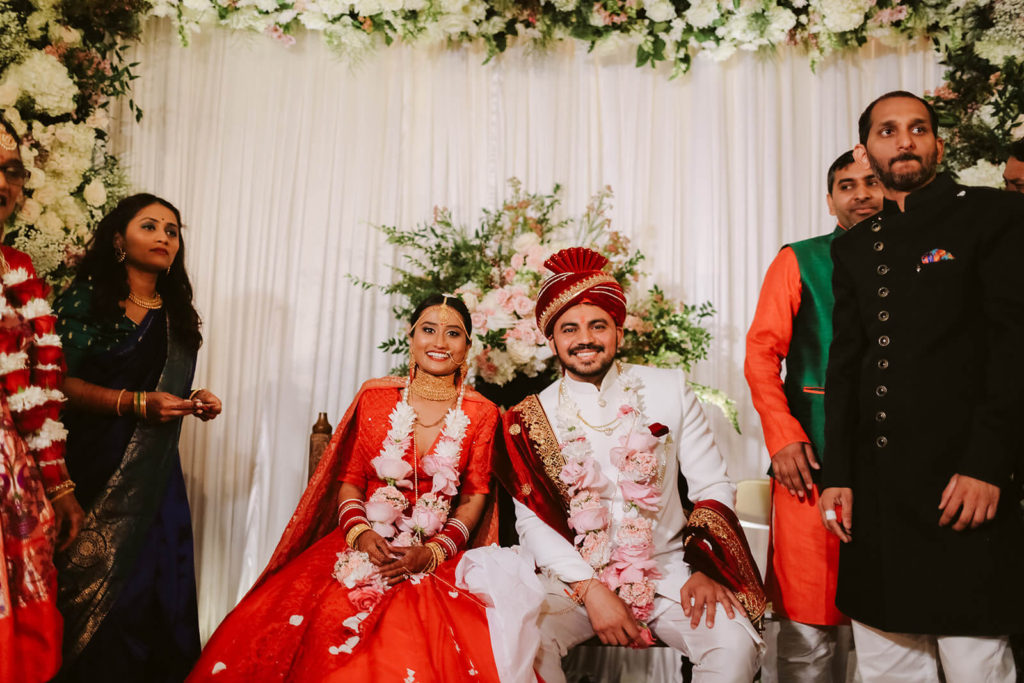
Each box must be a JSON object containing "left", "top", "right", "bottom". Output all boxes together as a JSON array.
[
  {"left": 365, "top": 378, "right": 470, "bottom": 545},
  {"left": 554, "top": 364, "right": 667, "bottom": 625},
  {"left": 152, "top": 1, "right": 1021, "bottom": 183},
  {"left": 0, "top": 264, "right": 69, "bottom": 491},
  {"left": 332, "top": 376, "right": 471, "bottom": 620}
]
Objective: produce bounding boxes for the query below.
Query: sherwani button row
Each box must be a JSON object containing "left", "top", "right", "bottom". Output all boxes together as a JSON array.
[
  {"left": 878, "top": 287, "right": 890, "bottom": 297},
  {"left": 871, "top": 221, "right": 882, "bottom": 232},
  {"left": 878, "top": 335, "right": 890, "bottom": 346},
  {"left": 877, "top": 265, "right": 890, "bottom": 275},
  {"left": 875, "top": 411, "right": 887, "bottom": 422},
  {"left": 876, "top": 385, "right": 888, "bottom": 397},
  {"left": 878, "top": 311, "right": 890, "bottom": 321},
  {"left": 875, "top": 436, "right": 888, "bottom": 448},
  {"left": 873, "top": 241, "right": 884, "bottom": 252},
  {"left": 878, "top": 359, "right": 889, "bottom": 369}
]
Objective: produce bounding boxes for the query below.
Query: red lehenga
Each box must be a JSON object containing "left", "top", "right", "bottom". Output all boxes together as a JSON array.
[{"left": 189, "top": 378, "right": 536, "bottom": 683}]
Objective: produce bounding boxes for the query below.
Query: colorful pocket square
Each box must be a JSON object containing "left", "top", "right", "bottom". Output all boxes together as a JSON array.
[{"left": 921, "top": 248, "right": 954, "bottom": 264}]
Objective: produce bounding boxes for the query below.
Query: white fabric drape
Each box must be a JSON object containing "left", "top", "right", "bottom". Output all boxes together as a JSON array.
[{"left": 110, "top": 20, "right": 941, "bottom": 638}]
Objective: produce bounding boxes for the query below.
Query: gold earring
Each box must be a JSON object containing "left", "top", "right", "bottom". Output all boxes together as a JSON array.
[
  {"left": 114, "top": 245, "right": 126, "bottom": 263},
  {"left": 409, "top": 350, "right": 417, "bottom": 379},
  {"left": 166, "top": 265, "right": 171, "bottom": 275}
]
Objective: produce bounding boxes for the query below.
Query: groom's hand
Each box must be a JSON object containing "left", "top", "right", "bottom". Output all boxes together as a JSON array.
[{"left": 581, "top": 580, "right": 641, "bottom": 646}]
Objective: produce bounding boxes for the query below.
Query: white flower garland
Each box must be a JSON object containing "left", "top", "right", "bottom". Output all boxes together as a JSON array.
[
  {"left": 365, "top": 377, "right": 471, "bottom": 546},
  {"left": 554, "top": 364, "right": 667, "bottom": 623}
]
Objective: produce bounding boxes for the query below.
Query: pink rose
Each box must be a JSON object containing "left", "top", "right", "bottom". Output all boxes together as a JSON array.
[
  {"left": 511, "top": 253, "right": 526, "bottom": 269},
  {"left": 471, "top": 311, "right": 488, "bottom": 331},
  {"left": 391, "top": 531, "right": 416, "bottom": 547},
  {"left": 559, "top": 458, "right": 610, "bottom": 493},
  {"left": 503, "top": 267, "right": 518, "bottom": 282},
  {"left": 629, "top": 622, "right": 655, "bottom": 645},
  {"left": 525, "top": 245, "right": 547, "bottom": 271},
  {"left": 349, "top": 585, "right": 384, "bottom": 612},
  {"left": 619, "top": 480, "right": 662, "bottom": 511},
  {"left": 512, "top": 294, "right": 534, "bottom": 317},
  {"left": 610, "top": 546, "right": 659, "bottom": 584},
  {"left": 371, "top": 455, "right": 413, "bottom": 485},
  {"left": 618, "top": 404, "right": 635, "bottom": 417},
  {"left": 405, "top": 505, "right": 445, "bottom": 537},
  {"left": 599, "top": 564, "right": 623, "bottom": 591},
  {"left": 567, "top": 504, "right": 609, "bottom": 534},
  {"left": 621, "top": 431, "right": 659, "bottom": 453},
  {"left": 366, "top": 500, "right": 403, "bottom": 525}
]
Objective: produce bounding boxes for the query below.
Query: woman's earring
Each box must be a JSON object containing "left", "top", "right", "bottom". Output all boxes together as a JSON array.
[
  {"left": 409, "top": 351, "right": 417, "bottom": 379},
  {"left": 166, "top": 265, "right": 171, "bottom": 275},
  {"left": 114, "top": 245, "right": 126, "bottom": 263}
]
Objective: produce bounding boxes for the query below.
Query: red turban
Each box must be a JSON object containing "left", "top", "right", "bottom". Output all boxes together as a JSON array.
[{"left": 535, "top": 247, "right": 627, "bottom": 338}]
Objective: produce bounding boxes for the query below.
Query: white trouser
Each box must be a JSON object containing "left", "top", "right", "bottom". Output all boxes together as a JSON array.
[
  {"left": 851, "top": 620, "right": 1016, "bottom": 683},
  {"left": 534, "top": 575, "right": 762, "bottom": 683},
  {"left": 776, "top": 619, "right": 855, "bottom": 683}
]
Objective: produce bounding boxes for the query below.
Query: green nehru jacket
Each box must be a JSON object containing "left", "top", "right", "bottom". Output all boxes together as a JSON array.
[{"left": 782, "top": 226, "right": 844, "bottom": 470}]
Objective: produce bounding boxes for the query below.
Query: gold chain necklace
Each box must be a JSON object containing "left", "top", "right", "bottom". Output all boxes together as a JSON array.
[
  {"left": 128, "top": 291, "right": 163, "bottom": 310},
  {"left": 410, "top": 371, "right": 459, "bottom": 401},
  {"left": 558, "top": 379, "right": 622, "bottom": 435}
]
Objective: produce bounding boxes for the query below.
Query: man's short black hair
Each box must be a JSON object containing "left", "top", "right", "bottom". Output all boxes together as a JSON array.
[
  {"left": 1009, "top": 138, "right": 1024, "bottom": 161},
  {"left": 858, "top": 91, "right": 939, "bottom": 145},
  {"left": 827, "top": 150, "right": 856, "bottom": 195}
]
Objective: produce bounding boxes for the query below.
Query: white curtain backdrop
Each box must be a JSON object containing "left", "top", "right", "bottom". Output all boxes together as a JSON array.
[{"left": 110, "top": 20, "right": 941, "bottom": 638}]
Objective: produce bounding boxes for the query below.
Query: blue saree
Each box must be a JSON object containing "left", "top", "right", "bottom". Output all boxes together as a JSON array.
[{"left": 54, "top": 284, "right": 200, "bottom": 682}]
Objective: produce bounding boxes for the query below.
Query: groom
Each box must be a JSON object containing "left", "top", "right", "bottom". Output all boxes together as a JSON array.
[{"left": 496, "top": 247, "right": 764, "bottom": 682}]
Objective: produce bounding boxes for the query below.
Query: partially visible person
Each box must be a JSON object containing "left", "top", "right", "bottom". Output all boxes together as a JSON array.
[
  {"left": 820, "top": 91, "right": 1024, "bottom": 682},
  {"left": 188, "top": 294, "right": 542, "bottom": 683},
  {"left": 1004, "top": 139, "right": 1024, "bottom": 193},
  {"left": 0, "top": 116, "right": 83, "bottom": 683},
  {"left": 745, "top": 150, "right": 882, "bottom": 682},
  {"left": 53, "top": 194, "right": 221, "bottom": 682}
]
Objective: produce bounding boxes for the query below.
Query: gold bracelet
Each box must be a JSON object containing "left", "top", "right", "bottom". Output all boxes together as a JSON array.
[
  {"left": 189, "top": 388, "right": 205, "bottom": 401},
  {"left": 139, "top": 391, "right": 148, "bottom": 420},
  {"left": 570, "top": 578, "right": 596, "bottom": 605},
  {"left": 345, "top": 523, "right": 372, "bottom": 549},
  {"left": 115, "top": 388, "right": 126, "bottom": 416},
  {"left": 49, "top": 486, "right": 77, "bottom": 503},
  {"left": 424, "top": 541, "right": 446, "bottom": 573},
  {"left": 45, "top": 479, "right": 76, "bottom": 499}
]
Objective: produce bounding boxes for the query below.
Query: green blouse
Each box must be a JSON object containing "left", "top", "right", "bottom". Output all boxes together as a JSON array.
[{"left": 54, "top": 283, "right": 138, "bottom": 377}]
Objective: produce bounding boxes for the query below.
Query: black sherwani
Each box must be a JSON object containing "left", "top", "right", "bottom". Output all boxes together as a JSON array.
[{"left": 823, "top": 173, "right": 1024, "bottom": 635}]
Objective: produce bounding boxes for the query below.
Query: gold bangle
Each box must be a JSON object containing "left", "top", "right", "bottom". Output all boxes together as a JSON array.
[
  {"left": 189, "top": 388, "right": 205, "bottom": 401},
  {"left": 49, "top": 486, "right": 76, "bottom": 503},
  {"left": 345, "top": 523, "right": 372, "bottom": 549},
  {"left": 424, "top": 541, "right": 445, "bottom": 573},
  {"left": 45, "top": 479, "right": 76, "bottom": 499},
  {"left": 115, "top": 388, "right": 126, "bottom": 416},
  {"left": 140, "top": 391, "right": 147, "bottom": 420}
]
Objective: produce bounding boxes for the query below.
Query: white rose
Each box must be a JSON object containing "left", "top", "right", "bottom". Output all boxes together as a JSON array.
[
  {"left": 299, "top": 11, "right": 331, "bottom": 30},
  {"left": 511, "top": 231, "right": 541, "bottom": 252},
  {"left": 955, "top": 160, "right": 1005, "bottom": 189},
  {"left": 25, "top": 11, "right": 48, "bottom": 39},
  {"left": 684, "top": 0, "right": 719, "bottom": 28},
  {"left": 506, "top": 338, "right": 539, "bottom": 366},
  {"left": 18, "top": 198, "right": 42, "bottom": 224},
  {"left": 50, "top": 24, "right": 82, "bottom": 46},
  {"left": 644, "top": 0, "right": 676, "bottom": 24},
  {"left": 83, "top": 179, "right": 107, "bottom": 208},
  {"left": 354, "top": 0, "right": 382, "bottom": 14}
]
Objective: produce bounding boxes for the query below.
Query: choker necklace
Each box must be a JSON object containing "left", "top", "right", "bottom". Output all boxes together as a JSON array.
[
  {"left": 128, "top": 291, "right": 163, "bottom": 310},
  {"left": 410, "top": 371, "right": 459, "bottom": 402}
]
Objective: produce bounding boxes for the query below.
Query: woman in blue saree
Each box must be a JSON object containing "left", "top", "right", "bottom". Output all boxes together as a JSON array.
[{"left": 52, "top": 194, "right": 222, "bottom": 682}]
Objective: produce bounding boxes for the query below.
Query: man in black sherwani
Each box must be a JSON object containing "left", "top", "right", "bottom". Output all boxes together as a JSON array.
[{"left": 818, "top": 90, "right": 1024, "bottom": 682}]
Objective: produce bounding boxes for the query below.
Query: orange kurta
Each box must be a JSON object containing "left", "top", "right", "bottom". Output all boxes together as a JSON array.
[{"left": 745, "top": 245, "right": 847, "bottom": 626}]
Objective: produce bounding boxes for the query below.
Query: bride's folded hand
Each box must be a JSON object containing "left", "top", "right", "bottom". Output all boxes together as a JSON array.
[
  {"left": 379, "top": 545, "right": 432, "bottom": 585},
  {"left": 354, "top": 530, "right": 393, "bottom": 565}
]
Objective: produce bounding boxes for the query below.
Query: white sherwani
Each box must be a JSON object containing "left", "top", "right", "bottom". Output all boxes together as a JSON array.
[{"left": 513, "top": 363, "right": 762, "bottom": 683}]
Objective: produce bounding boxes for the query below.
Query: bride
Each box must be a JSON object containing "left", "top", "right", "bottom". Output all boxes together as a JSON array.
[{"left": 189, "top": 294, "right": 541, "bottom": 682}]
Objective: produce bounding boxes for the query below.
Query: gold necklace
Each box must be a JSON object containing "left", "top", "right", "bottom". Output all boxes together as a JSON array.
[
  {"left": 410, "top": 371, "right": 459, "bottom": 401},
  {"left": 128, "top": 291, "right": 163, "bottom": 310},
  {"left": 558, "top": 379, "right": 621, "bottom": 435}
]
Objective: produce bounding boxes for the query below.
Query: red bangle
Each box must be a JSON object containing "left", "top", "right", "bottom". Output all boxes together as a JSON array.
[
  {"left": 433, "top": 518, "right": 470, "bottom": 558},
  {"left": 337, "top": 498, "right": 368, "bottom": 533}
]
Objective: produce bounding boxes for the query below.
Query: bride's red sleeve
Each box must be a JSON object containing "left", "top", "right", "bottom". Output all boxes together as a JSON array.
[{"left": 459, "top": 398, "right": 499, "bottom": 496}]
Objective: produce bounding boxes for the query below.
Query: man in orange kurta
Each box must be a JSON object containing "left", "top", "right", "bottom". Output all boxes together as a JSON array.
[{"left": 745, "top": 151, "right": 882, "bottom": 681}]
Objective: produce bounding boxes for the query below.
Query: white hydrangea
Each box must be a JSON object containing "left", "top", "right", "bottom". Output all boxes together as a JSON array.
[
  {"left": 2, "top": 51, "right": 78, "bottom": 117},
  {"left": 816, "top": 0, "right": 873, "bottom": 33},
  {"left": 551, "top": 0, "right": 578, "bottom": 11},
  {"left": 0, "top": 80, "right": 18, "bottom": 108},
  {"left": 18, "top": 198, "right": 42, "bottom": 224},
  {"left": 315, "top": 0, "right": 352, "bottom": 18},
  {"left": 324, "top": 22, "right": 374, "bottom": 59},
  {"left": 955, "top": 159, "right": 1005, "bottom": 189},
  {"left": 38, "top": 122, "right": 96, "bottom": 195}
]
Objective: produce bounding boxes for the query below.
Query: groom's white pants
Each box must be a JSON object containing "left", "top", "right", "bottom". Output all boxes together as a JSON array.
[{"left": 534, "top": 574, "right": 762, "bottom": 683}]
